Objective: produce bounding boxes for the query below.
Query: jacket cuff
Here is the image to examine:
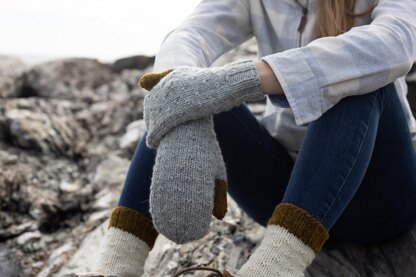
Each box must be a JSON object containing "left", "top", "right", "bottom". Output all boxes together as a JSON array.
[{"left": 261, "top": 48, "right": 323, "bottom": 126}]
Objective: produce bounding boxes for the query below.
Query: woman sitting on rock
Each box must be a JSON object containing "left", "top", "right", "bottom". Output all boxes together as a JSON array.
[{"left": 80, "top": 0, "right": 416, "bottom": 276}]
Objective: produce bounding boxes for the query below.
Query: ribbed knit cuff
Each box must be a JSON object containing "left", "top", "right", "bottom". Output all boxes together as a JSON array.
[
  {"left": 223, "top": 60, "right": 266, "bottom": 102},
  {"left": 268, "top": 203, "right": 329, "bottom": 253},
  {"left": 109, "top": 206, "right": 158, "bottom": 249}
]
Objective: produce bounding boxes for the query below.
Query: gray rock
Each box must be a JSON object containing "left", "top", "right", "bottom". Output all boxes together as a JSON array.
[
  {"left": 118, "top": 119, "right": 146, "bottom": 154},
  {"left": 38, "top": 243, "right": 75, "bottom": 277},
  {"left": 15, "top": 58, "right": 114, "bottom": 99},
  {"left": 0, "top": 243, "right": 20, "bottom": 277},
  {"left": 145, "top": 197, "right": 263, "bottom": 276},
  {"left": 112, "top": 55, "right": 155, "bottom": 73},
  {"left": 55, "top": 198, "right": 262, "bottom": 277},
  {"left": 16, "top": 231, "right": 41, "bottom": 245},
  {"left": 4, "top": 106, "right": 89, "bottom": 157},
  {"left": 306, "top": 227, "right": 416, "bottom": 276},
  {"left": 55, "top": 221, "right": 108, "bottom": 276},
  {"left": 90, "top": 155, "right": 129, "bottom": 189},
  {"left": 0, "top": 56, "right": 148, "bottom": 276},
  {"left": 0, "top": 221, "right": 36, "bottom": 241},
  {"left": 0, "top": 56, "right": 27, "bottom": 98}
]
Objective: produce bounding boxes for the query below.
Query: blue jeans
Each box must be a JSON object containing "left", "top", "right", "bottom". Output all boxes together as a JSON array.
[{"left": 119, "top": 83, "right": 416, "bottom": 243}]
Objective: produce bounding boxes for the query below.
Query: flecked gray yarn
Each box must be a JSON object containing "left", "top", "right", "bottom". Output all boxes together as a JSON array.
[
  {"left": 149, "top": 116, "right": 227, "bottom": 243},
  {"left": 144, "top": 59, "right": 265, "bottom": 149}
]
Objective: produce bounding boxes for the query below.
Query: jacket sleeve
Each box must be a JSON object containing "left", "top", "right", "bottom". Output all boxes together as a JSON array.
[
  {"left": 153, "top": 0, "right": 252, "bottom": 71},
  {"left": 261, "top": 0, "right": 416, "bottom": 126}
]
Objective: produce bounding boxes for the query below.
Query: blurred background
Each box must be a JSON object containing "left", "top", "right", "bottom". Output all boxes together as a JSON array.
[{"left": 0, "top": 0, "right": 201, "bottom": 64}]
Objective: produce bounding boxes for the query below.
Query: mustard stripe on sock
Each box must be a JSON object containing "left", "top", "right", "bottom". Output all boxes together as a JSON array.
[
  {"left": 212, "top": 179, "right": 228, "bottom": 220},
  {"left": 268, "top": 203, "right": 329, "bottom": 253},
  {"left": 109, "top": 206, "right": 158, "bottom": 248}
]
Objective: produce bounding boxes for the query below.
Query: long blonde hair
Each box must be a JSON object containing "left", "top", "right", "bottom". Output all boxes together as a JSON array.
[{"left": 314, "top": 0, "right": 375, "bottom": 38}]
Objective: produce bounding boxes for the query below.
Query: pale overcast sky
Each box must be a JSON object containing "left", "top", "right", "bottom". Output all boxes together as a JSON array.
[{"left": 0, "top": 0, "right": 201, "bottom": 62}]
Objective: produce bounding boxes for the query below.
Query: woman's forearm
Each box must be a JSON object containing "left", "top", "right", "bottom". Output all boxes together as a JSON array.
[{"left": 255, "top": 60, "right": 284, "bottom": 95}]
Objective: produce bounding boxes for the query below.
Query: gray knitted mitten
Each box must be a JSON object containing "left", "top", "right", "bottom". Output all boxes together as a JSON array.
[
  {"left": 142, "top": 59, "right": 265, "bottom": 149},
  {"left": 150, "top": 116, "right": 227, "bottom": 243}
]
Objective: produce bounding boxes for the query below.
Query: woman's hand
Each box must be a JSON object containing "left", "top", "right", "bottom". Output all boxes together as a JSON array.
[
  {"left": 138, "top": 71, "right": 228, "bottom": 243},
  {"left": 140, "top": 60, "right": 265, "bottom": 149},
  {"left": 254, "top": 60, "right": 284, "bottom": 95}
]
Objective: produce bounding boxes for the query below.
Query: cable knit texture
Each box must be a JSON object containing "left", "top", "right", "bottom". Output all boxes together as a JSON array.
[
  {"left": 143, "top": 59, "right": 265, "bottom": 149},
  {"left": 95, "top": 227, "right": 150, "bottom": 277},
  {"left": 236, "top": 225, "right": 315, "bottom": 277},
  {"left": 150, "top": 116, "right": 228, "bottom": 243}
]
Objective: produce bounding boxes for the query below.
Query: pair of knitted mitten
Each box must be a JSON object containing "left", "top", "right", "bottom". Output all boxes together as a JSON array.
[{"left": 139, "top": 60, "right": 264, "bottom": 243}]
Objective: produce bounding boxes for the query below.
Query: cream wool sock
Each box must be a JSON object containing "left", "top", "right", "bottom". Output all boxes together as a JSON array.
[
  {"left": 237, "top": 225, "right": 315, "bottom": 277},
  {"left": 95, "top": 227, "right": 150, "bottom": 277},
  {"left": 235, "top": 203, "right": 329, "bottom": 277},
  {"left": 94, "top": 206, "right": 158, "bottom": 277}
]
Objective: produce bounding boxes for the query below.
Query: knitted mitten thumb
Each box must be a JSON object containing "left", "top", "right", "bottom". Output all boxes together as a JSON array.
[
  {"left": 139, "top": 69, "right": 173, "bottom": 91},
  {"left": 150, "top": 117, "right": 227, "bottom": 243}
]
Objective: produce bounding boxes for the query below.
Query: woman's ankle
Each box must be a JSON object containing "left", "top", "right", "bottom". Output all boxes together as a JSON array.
[{"left": 94, "top": 206, "right": 158, "bottom": 277}]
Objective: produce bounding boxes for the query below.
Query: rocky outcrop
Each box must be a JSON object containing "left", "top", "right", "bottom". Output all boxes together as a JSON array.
[
  {"left": 0, "top": 57, "right": 147, "bottom": 276},
  {"left": 0, "top": 243, "right": 20, "bottom": 277},
  {"left": 15, "top": 59, "right": 114, "bottom": 99},
  {"left": 0, "top": 40, "right": 416, "bottom": 276},
  {"left": 58, "top": 40, "right": 416, "bottom": 277},
  {"left": 112, "top": 55, "right": 155, "bottom": 73},
  {"left": 0, "top": 56, "right": 27, "bottom": 98},
  {"left": 57, "top": 199, "right": 416, "bottom": 277}
]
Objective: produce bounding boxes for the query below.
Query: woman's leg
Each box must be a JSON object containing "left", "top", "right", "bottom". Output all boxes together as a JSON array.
[
  {"left": 117, "top": 103, "right": 296, "bottom": 227},
  {"left": 95, "top": 139, "right": 158, "bottom": 276},
  {"left": 95, "top": 104, "right": 295, "bottom": 276},
  {"left": 118, "top": 138, "right": 156, "bottom": 219},
  {"left": 328, "top": 84, "right": 416, "bottom": 242},
  {"left": 282, "top": 82, "right": 416, "bottom": 242},
  {"left": 236, "top": 83, "right": 416, "bottom": 276},
  {"left": 213, "top": 104, "right": 295, "bottom": 225}
]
